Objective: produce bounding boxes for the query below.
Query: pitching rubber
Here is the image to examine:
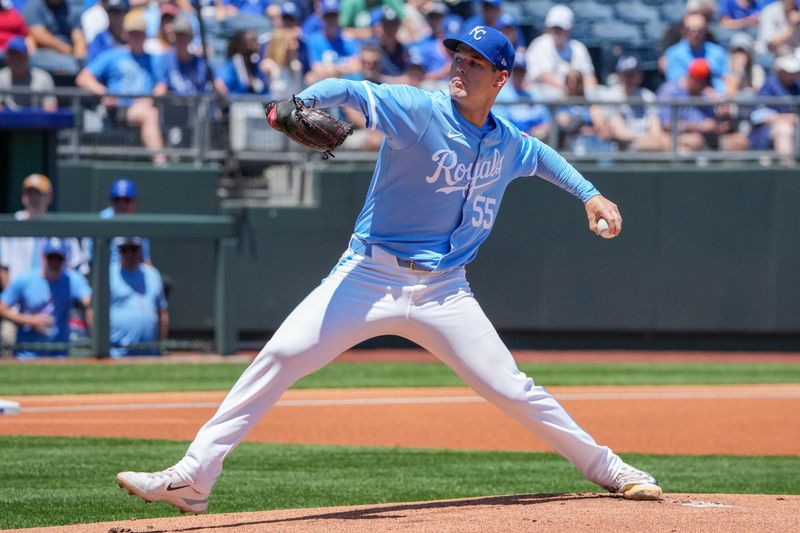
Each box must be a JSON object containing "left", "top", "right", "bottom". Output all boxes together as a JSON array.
[{"left": 622, "top": 483, "right": 664, "bottom": 501}]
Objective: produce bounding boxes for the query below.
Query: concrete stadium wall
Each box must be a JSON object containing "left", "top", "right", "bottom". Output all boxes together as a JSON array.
[{"left": 45, "top": 162, "right": 800, "bottom": 342}]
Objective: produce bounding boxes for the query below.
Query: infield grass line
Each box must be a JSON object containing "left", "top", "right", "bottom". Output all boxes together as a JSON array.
[
  {"left": 1, "top": 435, "right": 799, "bottom": 530},
  {"left": 2, "top": 361, "right": 799, "bottom": 395}
]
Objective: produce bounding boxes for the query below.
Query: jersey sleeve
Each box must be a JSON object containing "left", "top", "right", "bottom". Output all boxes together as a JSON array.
[
  {"left": 1, "top": 276, "right": 23, "bottom": 307},
  {"left": 513, "top": 132, "right": 599, "bottom": 203},
  {"left": 68, "top": 271, "right": 92, "bottom": 302},
  {"left": 296, "top": 78, "right": 433, "bottom": 150}
]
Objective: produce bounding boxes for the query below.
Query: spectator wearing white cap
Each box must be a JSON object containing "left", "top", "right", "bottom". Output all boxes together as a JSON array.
[
  {"left": 524, "top": 4, "right": 597, "bottom": 97},
  {"left": 749, "top": 54, "right": 800, "bottom": 163}
]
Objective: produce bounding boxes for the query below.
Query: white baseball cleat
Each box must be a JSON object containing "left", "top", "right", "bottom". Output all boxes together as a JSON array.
[
  {"left": 605, "top": 463, "right": 663, "bottom": 501},
  {"left": 117, "top": 468, "right": 209, "bottom": 514}
]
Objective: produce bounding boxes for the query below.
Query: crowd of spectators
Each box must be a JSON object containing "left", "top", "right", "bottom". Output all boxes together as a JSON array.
[
  {"left": 0, "top": 174, "right": 170, "bottom": 359},
  {"left": 0, "top": 0, "right": 798, "bottom": 159}
]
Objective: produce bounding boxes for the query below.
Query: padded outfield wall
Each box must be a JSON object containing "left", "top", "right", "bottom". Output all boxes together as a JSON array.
[{"left": 50, "top": 162, "right": 800, "bottom": 344}]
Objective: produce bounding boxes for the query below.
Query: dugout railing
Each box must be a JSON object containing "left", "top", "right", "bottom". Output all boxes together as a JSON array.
[{"left": 0, "top": 213, "right": 240, "bottom": 358}]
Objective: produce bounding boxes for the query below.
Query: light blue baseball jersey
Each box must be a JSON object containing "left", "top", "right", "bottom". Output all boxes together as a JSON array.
[{"left": 297, "top": 79, "right": 599, "bottom": 271}]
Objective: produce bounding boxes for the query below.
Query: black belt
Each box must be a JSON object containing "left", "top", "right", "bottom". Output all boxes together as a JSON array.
[{"left": 349, "top": 238, "right": 434, "bottom": 272}]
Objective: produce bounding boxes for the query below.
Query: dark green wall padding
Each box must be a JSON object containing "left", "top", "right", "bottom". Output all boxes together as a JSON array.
[{"left": 50, "top": 162, "right": 800, "bottom": 338}]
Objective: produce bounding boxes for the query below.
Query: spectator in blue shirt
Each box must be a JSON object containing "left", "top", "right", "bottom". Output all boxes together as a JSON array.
[
  {"left": 464, "top": 0, "right": 525, "bottom": 49},
  {"left": 76, "top": 10, "right": 167, "bottom": 165},
  {"left": 657, "top": 58, "right": 749, "bottom": 152},
  {"left": 217, "top": 0, "right": 271, "bottom": 37},
  {"left": 110, "top": 237, "right": 168, "bottom": 357},
  {"left": 663, "top": 12, "right": 730, "bottom": 94},
  {"left": 159, "top": 14, "right": 209, "bottom": 95},
  {"left": 719, "top": 0, "right": 764, "bottom": 32},
  {"left": 370, "top": 6, "right": 408, "bottom": 79},
  {"left": 84, "top": 0, "right": 128, "bottom": 63},
  {"left": 0, "top": 237, "right": 92, "bottom": 360},
  {"left": 23, "top": 0, "right": 87, "bottom": 75},
  {"left": 305, "top": 0, "right": 360, "bottom": 83},
  {"left": 407, "top": 1, "right": 452, "bottom": 83},
  {"left": 494, "top": 57, "right": 551, "bottom": 140},
  {"left": 214, "top": 29, "right": 270, "bottom": 96},
  {"left": 749, "top": 54, "right": 800, "bottom": 162}
]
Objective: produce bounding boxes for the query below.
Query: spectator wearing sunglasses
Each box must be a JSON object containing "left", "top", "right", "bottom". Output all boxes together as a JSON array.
[{"left": 109, "top": 237, "right": 168, "bottom": 357}]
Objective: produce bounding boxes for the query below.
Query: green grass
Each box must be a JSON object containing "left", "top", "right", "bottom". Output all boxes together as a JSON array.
[
  {"left": 1, "top": 361, "right": 799, "bottom": 395},
  {"left": 1, "top": 435, "right": 798, "bottom": 530}
]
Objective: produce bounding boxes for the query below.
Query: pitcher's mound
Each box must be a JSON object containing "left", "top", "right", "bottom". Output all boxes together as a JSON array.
[{"left": 20, "top": 493, "right": 800, "bottom": 533}]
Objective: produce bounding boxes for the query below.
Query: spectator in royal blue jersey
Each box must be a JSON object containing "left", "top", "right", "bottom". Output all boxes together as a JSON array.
[
  {"left": 0, "top": 237, "right": 92, "bottom": 360},
  {"left": 158, "top": 14, "right": 209, "bottom": 94},
  {"left": 494, "top": 56, "right": 551, "bottom": 140},
  {"left": 749, "top": 54, "right": 800, "bottom": 163},
  {"left": 305, "top": 0, "right": 360, "bottom": 83},
  {"left": 464, "top": 0, "right": 524, "bottom": 48},
  {"left": 214, "top": 29, "right": 270, "bottom": 96},
  {"left": 23, "top": 0, "right": 86, "bottom": 75},
  {"left": 719, "top": 0, "right": 764, "bottom": 32},
  {"left": 76, "top": 11, "right": 167, "bottom": 165}
]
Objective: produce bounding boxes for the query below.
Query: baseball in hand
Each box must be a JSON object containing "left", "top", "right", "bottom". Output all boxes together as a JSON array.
[{"left": 597, "top": 218, "right": 614, "bottom": 239}]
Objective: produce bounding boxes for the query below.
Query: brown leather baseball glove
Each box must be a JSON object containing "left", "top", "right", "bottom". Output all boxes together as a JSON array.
[{"left": 264, "top": 96, "right": 354, "bottom": 159}]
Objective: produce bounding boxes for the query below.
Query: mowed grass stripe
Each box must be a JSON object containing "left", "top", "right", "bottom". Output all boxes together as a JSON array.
[
  {"left": 0, "top": 436, "right": 798, "bottom": 530},
  {"left": 1, "top": 361, "right": 799, "bottom": 395}
]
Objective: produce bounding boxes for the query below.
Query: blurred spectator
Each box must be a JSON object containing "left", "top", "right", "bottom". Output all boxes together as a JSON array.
[
  {"left": 23, "top": 0, "right": 86, "bottom": 75},
  {"left": 340, "top": 43, "right": 383, "bottom": 150},
  {"left": 213, "top": 29, "right": 270, "bottom": 95},
  {"left": 305, "top": 0, "right": 360, "bottom": 83},
  {"left": 0, "top": 0, "right": 29, "bottom": 59},
  {"left": 593, "top": 55, "right": 669, "bottom": 152},
  {"left": 719, "top": 0, "right": 763, "bottom": 32},
  {"left": 464, "top": 0, "right": 524, "bottom": 48},
  {"left": 497, "top": 13, "right": 525, "bottom": 57},
  {"left": 218, "top": 0, "right": 271, "bottom": 36},
  {"left": 0, "top": 36, "right": 57, "bottom": 111},
  {"left": 0, "top": 174, "right": 85, "bottom": 292},
  {"left": 494, "top": 57, "right": 551, "bottom": 140},
  {"left": 664, "top": 12, "right": 730, "bottom": 94},
  {"left": 263, "top": 9, "right": 309, "bottom": 98},
  {"left": 109, "top": 237, "right": 168, "bottom": 357},
  {"left": 749, "top": 54, "right": 800, "bottom": 163},
  {"left": 757, "top": 0, "right": 800, "bottom": 55},
  {"left": 106, "top": 178, "right": 153, "bottom": 264},
  {"left": 75, "top": 11, "right": 167, "bottom": 166},
  {"left": 395, "top": 0, "right": 429, "bottom": 44},
  {"left": 402, "top": 56, "right": 425, "bottom": 87},
  {"left": 657, "top": 58, "right": 749, "bottom": 152},
  {"left": 407, "top": 1, "right": 451, "bottom": 82},
  {"left": 524, "top": 5, "right": 597, "bottom": 98},
  {"left": 554, "top": 70, "right": 607, "bottom": 152},
  {"left": 339, "top": 0, "right": 404, "bottom": 41},
  {"left": 660, "top": 0, "right": 719, "bottom": 56},
  {"left": 725, "top": 31, "right": 766, "bottom": 97},
  {"left": 158, "top": 14, "right": 209, "bottom": 94},
  {"left": 144, "top": 2, "right": 178, "bottom": 55},
  {"left": 0, "top": 237, "right": 92, "bottom": 360},
  {"left": 371, "top": 6, "right": 408, "bottom": 79},
  {"left": 83, "top": 0, "right": 128, "bottom": 63}
]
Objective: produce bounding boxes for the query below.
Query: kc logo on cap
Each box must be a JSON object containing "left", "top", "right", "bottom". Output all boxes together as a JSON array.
[{"left": 469, "top": 26, "right": 487, "bottom": 40}]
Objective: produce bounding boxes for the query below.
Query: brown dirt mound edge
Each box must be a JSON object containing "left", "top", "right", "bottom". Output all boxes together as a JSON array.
[{"left": 6, "top": 493, "right": 799, "bottom": 533}]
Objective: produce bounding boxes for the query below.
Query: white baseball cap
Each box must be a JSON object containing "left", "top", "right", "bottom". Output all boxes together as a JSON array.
[
  {"left": 545, "top": 5, "right": 573, "bottom": 30},
  {"left": 775, "top": 54, "right": 800, "bottom": 74}
]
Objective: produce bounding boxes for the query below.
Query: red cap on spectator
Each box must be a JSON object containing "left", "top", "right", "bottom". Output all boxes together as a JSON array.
[
  {"left": 160, "top": 3, "right": 179, "bottom": 17},
  {"left": 687, "top": 58, "right": 710, "bottom": 80}
]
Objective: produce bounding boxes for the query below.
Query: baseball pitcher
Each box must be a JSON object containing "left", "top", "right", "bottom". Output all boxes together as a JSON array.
[{"left": 117, "top": 25, "right": 661, "bottom": 513}]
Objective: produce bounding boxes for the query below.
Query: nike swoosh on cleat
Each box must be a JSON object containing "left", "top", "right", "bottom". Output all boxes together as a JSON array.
[{"left": 166, "top": 482, "right": 192, "bottom": 491}]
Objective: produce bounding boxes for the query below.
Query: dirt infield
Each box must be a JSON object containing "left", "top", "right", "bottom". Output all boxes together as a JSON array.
[
  {"left": 8, "top": 494, "right": 799, "bottom": 533},
  {"left": 3, "top": 384, "right": 800, "bottom": 455}
]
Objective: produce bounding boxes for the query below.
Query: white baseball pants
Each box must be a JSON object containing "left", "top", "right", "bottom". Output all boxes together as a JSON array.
[{"left": 175, "top": 246, "right": 623, "bottom": 493}]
